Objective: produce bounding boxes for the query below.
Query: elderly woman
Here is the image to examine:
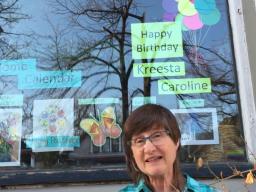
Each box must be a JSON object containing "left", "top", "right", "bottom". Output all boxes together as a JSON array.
[{"left": 120, "top": 104, "right": 218, "bottom": 192}]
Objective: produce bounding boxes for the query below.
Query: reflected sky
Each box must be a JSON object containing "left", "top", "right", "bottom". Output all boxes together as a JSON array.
[
  {"left": 2, "top": 0, "right": 238, "bottom": 117},
  {"left": 14, "top": 0, "right": 65, "bottom": 35}
]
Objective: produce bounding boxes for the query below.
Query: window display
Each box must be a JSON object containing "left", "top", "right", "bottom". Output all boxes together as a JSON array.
[{"left": 0, "top": 0, "right": 246, "bottom": 171}]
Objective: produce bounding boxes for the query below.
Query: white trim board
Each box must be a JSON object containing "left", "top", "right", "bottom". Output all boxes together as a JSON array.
[{"left": 228, "top": 0, "right": 256, "bottom": 163}]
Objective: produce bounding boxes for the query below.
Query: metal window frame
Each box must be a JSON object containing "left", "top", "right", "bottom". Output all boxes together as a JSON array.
[{"left": 0, "top": 163, "right": 253, "bottom": 187}]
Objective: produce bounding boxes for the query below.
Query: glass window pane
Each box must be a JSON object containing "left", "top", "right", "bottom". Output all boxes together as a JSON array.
[{"left": 0, "top": 0, "right": 246, "bottom": 170}]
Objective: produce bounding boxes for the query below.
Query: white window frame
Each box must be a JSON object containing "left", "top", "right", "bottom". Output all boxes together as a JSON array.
[{"left": 228, "top": 0, "right": 256, "bottom": 162}]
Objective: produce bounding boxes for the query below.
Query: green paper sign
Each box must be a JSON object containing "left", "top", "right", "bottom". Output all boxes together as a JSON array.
[
  {"left": 179, "top": 99, "right": 205, "bottom": 108},
  {"left": 132, "top": 96, "right": 156, "bottom": 107},
  {"left": 133, "top": 62, "right": 185, "bottom": 77},
  {"left": 158, "top": 78, "right": 211, "bottom": 94},
  {"left": 131, "top": 22, "right": 183, "bottom": 59},
  {"left": 0, "top": 94, "right": 23, "bottom": 106},
  {"left": 47, "top": 136, "right": 80, "bottom": 147},
  {"left": 26, "top": 136, "right": 80, "bottom": 148},
  {"left": 78, "top": 98, "right": 120, "bottom": 105}
]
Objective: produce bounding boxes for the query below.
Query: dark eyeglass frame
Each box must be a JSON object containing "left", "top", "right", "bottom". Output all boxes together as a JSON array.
[{"left": 128, "top": 129, "right": 170, "bottom": 147}]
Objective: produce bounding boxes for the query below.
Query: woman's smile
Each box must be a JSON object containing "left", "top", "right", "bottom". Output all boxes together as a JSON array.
[{"left": 145, "top": 155, "right": 163, "bottom": 163}]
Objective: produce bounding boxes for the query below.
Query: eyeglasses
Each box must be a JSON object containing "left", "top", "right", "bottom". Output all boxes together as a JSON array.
[{"left": 130, "top": 130, "right": 170, "bottom": 148}]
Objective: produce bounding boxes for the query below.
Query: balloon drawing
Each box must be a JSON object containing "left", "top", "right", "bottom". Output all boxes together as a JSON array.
[
  {"left": 162, "top": 0, "right": 221, "bottom": 47},
  {"left": 162, "top": 0, "right": 221, "bottom": 30},
  {"left": 162, "top": 0, "right": 221, "bottom": 73},
  {"left": 80, "top": 106, "right": 122, "bottom": 147}
]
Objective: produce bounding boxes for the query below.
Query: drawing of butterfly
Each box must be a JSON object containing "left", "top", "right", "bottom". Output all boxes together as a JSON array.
[{"left": 80, "top": 106, "right": 122, "bottom": 147}]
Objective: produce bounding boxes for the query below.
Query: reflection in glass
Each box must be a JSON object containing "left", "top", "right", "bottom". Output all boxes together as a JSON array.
[{"left": 0, "top": 0, "right": 246, "bottom": 170}]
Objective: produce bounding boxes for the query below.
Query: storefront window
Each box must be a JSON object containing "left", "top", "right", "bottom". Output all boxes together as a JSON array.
[{"left": 0, "top": 0, "right": 246, "bottom": 171}]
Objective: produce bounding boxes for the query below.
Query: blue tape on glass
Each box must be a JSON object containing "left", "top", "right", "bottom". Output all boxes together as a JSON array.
[
  {"left": 0, "top": 58, "right": 36, "bottom": 76},
  {"left": 18, "top": 70, "right": 82, "bottom": 89},
  {"left": 0, "top": 94, "right": 23, "bottom": 106},
  {"left": 26, "top": 136, "right": 80, "bottom": 148}
]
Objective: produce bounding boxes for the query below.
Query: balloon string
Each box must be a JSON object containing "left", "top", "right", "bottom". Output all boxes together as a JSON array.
[
  {"left": 187, "top": 31, "right": 193, "bottom": 45},
  {"left": 198, "top": 28, "right": 202, "bottom": 46},
  {"left": 194, "top": 31, "right": 198, "bottom": 66},
  {"left": 200, "top": 26, "right": 211, "bottom": 46}
]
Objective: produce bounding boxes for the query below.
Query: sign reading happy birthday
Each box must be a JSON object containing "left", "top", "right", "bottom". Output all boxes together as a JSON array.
[{"left": 131, "top": 22, "right": 183, "bottom": 60}]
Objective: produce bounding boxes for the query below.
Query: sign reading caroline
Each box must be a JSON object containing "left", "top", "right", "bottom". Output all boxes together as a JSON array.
[{"left": 131, "top": 22, "right": 183, "bottom": 59}]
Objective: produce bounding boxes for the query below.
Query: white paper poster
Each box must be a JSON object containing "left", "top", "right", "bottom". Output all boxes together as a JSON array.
[
  {"left": 171, "top": 108, "right": 219, "bottom": 145},
  {"left": 0, "top": 108, "right": 22, "bottom": 166},
  {"left": 31, "top": 99, "right": 77, "bottom": 152}
]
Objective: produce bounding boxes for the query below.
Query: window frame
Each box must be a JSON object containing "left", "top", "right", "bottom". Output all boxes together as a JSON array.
[
  {"left": 0, "top": 0, "right": 255, "bottom": 187},
  {"left": 228, "top": 0, "right": 256, "bottom": 162}
]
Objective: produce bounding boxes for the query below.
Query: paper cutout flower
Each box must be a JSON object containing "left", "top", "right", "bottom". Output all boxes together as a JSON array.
[{"left": 80, "top": 106, "right": 122, "bottom": 147}]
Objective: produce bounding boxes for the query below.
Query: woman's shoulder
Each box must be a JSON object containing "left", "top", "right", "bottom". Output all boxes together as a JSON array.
[
  {"left": 119, "top": 180, "right": 151, "bottom": 192},
  {"left": 185, "top": 175, "right": 220, "bottom": 192},
  {"left": 119, "top": 175, "right": 220, "bottom": 192}
]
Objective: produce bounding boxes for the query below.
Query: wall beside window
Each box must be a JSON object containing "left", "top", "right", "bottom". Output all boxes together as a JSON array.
[
  {"left": 230, "top": 0, "right": 256, "bottom": 162},
  {"left": 241, "top": 0, "right": 256, "bottom": 161},
  {"left": 243, "top": 1, "right": 256, "bottom": 109},
  {"left": 0, "top": 0, "right": 254, "bottom": 186}
]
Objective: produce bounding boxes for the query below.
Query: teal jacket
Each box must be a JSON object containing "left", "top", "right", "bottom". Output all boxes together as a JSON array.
[{"left": 119, "top": 175, "right": 219, "bottom": 192}]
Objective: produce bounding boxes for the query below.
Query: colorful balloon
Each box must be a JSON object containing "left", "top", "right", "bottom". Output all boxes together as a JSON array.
[
  {"left": 175, "top": 13, "right": 189, "bottom": 31},
  {"left": 162, "top": 0, "right": 220, "bottom": 30},
  {"left": 162, "top": 0, "right": 178, "bottom": 14},
  {"left": 195, "top": 0, "right": 216, "bottom": 15},
  {"left": 183, "top": 13, "right": 203, "bottom": 30},
  {"left": 178, "top": 0, "right": 197, "bottom": 16},
  {"left": 163, "top": 12, "right": 176, "bottom": 21},
  {"left": 199, "top": 8, "right": 221, "bottom": 25}
]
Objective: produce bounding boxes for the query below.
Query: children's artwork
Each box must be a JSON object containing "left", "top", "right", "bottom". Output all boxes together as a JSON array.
[
  {"left": 0, "top": 108, "right": 22, "bottom": 166},
  {"left": 80, "top": 106, "right": 122, "bottom": 147},
  {"left": 171, "top": 108, "right": 219, "bottom": 145},
  {"left": 32, "top": 99, "right": 75, "bottom": 152}
]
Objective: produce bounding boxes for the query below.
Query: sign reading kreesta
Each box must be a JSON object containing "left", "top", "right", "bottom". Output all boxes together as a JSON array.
[
  {"left": 131, "top": 22, "right": 183, "bottom": 59},
  {"left": 133, "top": 62, "right": 185, "bottom": 77}
]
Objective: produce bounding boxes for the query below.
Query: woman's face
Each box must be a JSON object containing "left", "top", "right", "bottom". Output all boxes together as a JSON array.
[{"left": 131, "top": 128, "right": 179, "bottom": 178}]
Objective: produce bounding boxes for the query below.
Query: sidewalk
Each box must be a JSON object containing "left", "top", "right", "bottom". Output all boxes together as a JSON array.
[
  {"left": 1, "top": 184, "right": 124, "bottom": 192},
  {"left": 1, "top": 180, "right": 256, "bottom": 192}
]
